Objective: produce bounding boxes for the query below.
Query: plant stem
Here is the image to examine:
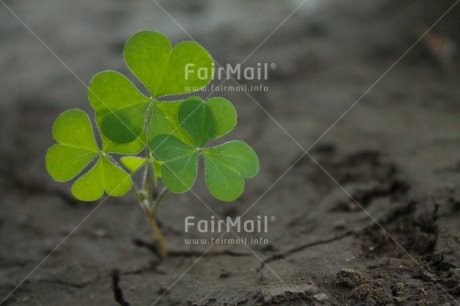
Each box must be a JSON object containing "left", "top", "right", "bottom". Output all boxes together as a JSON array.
[
  {"left": 138, "top": 163, "right": 169, "bottom": 260},
  {"left": 152, "top": 187, "right": 169, "bottom": 215},
  {"left": 149, "top": 186, "right": 169, "bottom": 259},
  {"left": 147, "top": 212, "right": 168, "bottom": 259},
  {"left": 144, "top": 164, "right": 153, "bottom": 210}
]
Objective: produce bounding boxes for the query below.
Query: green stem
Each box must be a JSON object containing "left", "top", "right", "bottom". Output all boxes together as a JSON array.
[
  {"left": 138, "top": 163, "right": 169, "bottom": 260},
  {"left": 132, "top": 184, "right": 142, "bottom": 203},
  {"left": 144, "top": 164, "right": 153, "bottom": 208},
  {"left": 147, "top": 212, "right": 168, "bottom": 259},
  {"left": 152, "top": 187, "right": 169, "bottom": 215}
]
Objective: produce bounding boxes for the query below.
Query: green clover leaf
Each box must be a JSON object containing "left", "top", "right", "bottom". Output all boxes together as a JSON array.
[
  {"left": 150, "top": 135, "right": 199, "bottom": 193},
  {"left": 89, "top": 70, "right": 151, "bottom": 146},
  {"left": 88, "top": 31, "right": 214, "bottom": 145},
  {"left": 71, "top": 156, "right": 132, "bottom": 201},
  {"left": 202, "top": 141, "right": 258, "bottom": 201},
  {"left": 46, "top": 109, "right": 132, "bottom": 201},
  {"left": 150, "top": 97, "right": 258, "bottom": 201},
  {"left": 178, "top": 96, "right": 237, "bottom": 147},
  {"left": 120, "top": 156, "right": 147, "bottom": 173},
  {"left": 148, "top": 100, "right": 195, "bottom": 146}
]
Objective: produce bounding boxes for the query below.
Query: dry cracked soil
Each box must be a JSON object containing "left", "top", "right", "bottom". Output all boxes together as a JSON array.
[{"left": 1, "top": 0, "right": 460, "bottom": 305}]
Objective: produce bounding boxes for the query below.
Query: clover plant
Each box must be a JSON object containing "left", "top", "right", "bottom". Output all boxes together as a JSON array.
[{"left": 45, "top": 31, "right": 259, "bottom": 259}]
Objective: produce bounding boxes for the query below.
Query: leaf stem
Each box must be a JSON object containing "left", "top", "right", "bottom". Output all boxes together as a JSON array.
[
  {"left": 144, "top": 164, "right": 153, "bottom": 202},
  {"left": 132, "top": 184, "right": 143, "bottom": 204},
  {"left": 152, "top": 187, "right": 169, "bottom": 215}
]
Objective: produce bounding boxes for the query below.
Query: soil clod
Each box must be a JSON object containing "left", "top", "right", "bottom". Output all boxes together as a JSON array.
[{"left": 335, "top": 268, "right": 365, "bottom": 288}]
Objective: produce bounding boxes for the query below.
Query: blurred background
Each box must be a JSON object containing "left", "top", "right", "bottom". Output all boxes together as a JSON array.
[{"left": 1, "top": 0, "right": 460, "bottom": 305}]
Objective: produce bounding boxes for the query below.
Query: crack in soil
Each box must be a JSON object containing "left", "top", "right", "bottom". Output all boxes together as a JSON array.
[
  {"left": 36, "top": 279, "right": 97, "bottom": 289},
  {"left": 111, "top": 269, "right": 130, "bottom": 306},
  {"left": 32, "top": 274, "right": 108, "bottom": 290},
  {"left": 358, "top": 200, "right": 438, "bottom": 255},
  {"left": 331, "top": 179, "right": 409, "bottom": 212},
  {"left": 257, "top": 231, "right": 355, "bottom": 272}
]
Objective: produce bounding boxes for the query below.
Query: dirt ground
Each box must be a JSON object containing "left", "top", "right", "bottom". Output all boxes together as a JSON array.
[{"left": 1, "top": 0, "right": 460, "bottom": 305}]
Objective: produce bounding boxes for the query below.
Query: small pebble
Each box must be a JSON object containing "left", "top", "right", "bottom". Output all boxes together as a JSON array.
[{"left": 312, "top": 293, "right": 328, "bottom": 302}]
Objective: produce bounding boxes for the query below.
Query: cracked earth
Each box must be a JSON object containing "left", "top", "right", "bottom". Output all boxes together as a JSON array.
[{"left": 1, "top": 0, "right": 460, "bottom": 305}]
